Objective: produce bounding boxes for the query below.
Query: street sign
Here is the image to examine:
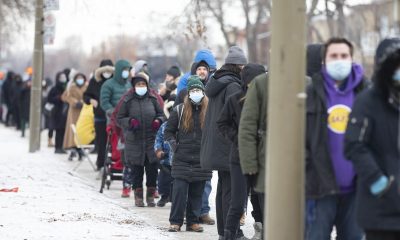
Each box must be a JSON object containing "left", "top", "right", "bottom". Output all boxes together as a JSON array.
[
  {"left": 44, "top": 0, "right": 59, "bottom": 11},
  {"left": 44, "top": 12, "right": 56, "bottom": 28},
  {"left": 43, "top": 12, "right": 56, "bottom": 45}
]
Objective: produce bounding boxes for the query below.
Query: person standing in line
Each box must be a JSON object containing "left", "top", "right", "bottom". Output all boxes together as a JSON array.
[
  {"left": 201, "top": 46, "right": 248, "bottom": 239},
  {"left": 165, "top": 76, "right": 212, "bottom": 233},
  {"left": 344, "top": 39, "right": 400, "bottom": 240},
  {"left": 116, "top": 73, "right": 164, "bottom": 207},
  {"left": 305, "top": 37, "right": 367, "bottom": 240},
  {"left": 84, "top": 59, "right": 114, "bottom": 171}
]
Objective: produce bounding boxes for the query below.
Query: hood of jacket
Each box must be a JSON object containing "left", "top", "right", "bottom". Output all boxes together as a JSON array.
[
  {"left": 205, "top": 67, "right": 241, "bottom": 98},
  {"left": 113, "top": 59, "right": 131, "bottom": 85},
  {"left": 194, "top": 49, "right": 217, "bottom": 70},
  {"left": 95, "top": 65, "right": 115, "bottom": 82}
]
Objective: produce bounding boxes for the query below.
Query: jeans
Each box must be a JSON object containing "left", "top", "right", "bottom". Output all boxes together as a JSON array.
[
  {"left": 225, "top": 163, "right": 247, "bottom": 235},
  {"left": 132, "top": 157, "right": 158, "bottom": 189},
  {"left": 122, "top": 166, "right": 134, "bottom": 189},
  {"left": 169, "top": 179, "right": 205, "bottom": 226},
  {"left": 216, "top": 171, "right": 232, "bottom": 236},
  {"left": 158, "top": 165, "right": 173, "bottom": 197},
  {"left": 306, "top": 193, "right": 363, "bottom": 240},
  {"left": 201, "top": 180, "right": 212, "bottom": 216}
]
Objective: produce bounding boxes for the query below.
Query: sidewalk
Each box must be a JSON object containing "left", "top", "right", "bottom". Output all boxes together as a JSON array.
[{"left": 0, "top": 125, "right": 254, "bottom": 240}]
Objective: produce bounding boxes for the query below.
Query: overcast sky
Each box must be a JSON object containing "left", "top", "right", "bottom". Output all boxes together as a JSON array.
[{"left": 15, "top": 0, "right": 373, "bottom": 53}]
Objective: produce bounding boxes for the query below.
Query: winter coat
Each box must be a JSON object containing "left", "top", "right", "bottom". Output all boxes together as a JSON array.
[
  {"left": 18, "top": 82, "right": 31, "bottom": 121},
  {"left": 165, "top": 104, "right": 212, "bottom": 182},
  {"left": 154, "top": 122, "right": 172, "bottom": 166},
  {"left": 100, "top": 60, "right": 131, "bottom": 117},
  {"left": 2, "top": 72, "right": 15, "bottom": 108},
  {"left": 116, "top": 91, "right": 164, "bottom": 167},
  {"left": 306, "top": 72, "right": 368, "bottom": 198},
  {"left": 200, "top": 67, "right": 242, "bottom": 171},
  {"left": 238, "top": 73, "right": 267, "bottom": 193},
  {"left": 217, "top": 89, "right": 245, "bottom": 166},
  {"left": 62, "top": 83, "right": 88, "bottom": 149},
  {"left": 84, "top": 65, "right": 114, "bottom": 121},
  {"left": 344, "top": 86, "right": 400, "bottom": 231},
  {"left": 47, "top": 80, "right": 68, "bottom": 130}
]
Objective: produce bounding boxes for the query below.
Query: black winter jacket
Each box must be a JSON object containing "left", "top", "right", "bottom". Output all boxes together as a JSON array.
[
  {"left": 344, "top": 86, "right": 400, "bottom": 231},
  {"left": 47, "top": 82, "right": 68, "bottom": 130},
  {"left": 200, "top": 69, "right": 242, "bottom": 171},
  {"left": 165, "top": 103, "right": 212, "bottom": 182},
  {"left": 84, "top": 76, "right": 107, "bottom": 121},
  {"left": 217, "top": 91, "right": 244, "bottom": 165},
  {"left": 117, "top": 92, "right": 164, "bottom": 167},
  {"left": 306, "top": 72, "right": 367, "bottom": 198}
]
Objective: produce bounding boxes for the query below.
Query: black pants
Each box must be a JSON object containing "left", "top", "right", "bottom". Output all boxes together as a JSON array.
[
  {"left": 48, "top": 129, "right": 54, "bottom": 139},
  {"left": 169, "top": 178, "right": 205, "bottom": 226},
  {"left": 216, "top": 171, "right": 232, "bottom": 236},
  {"left": 366, "top": 230, "right": 400, "bottom": 240},
  {"left": 158, "top": 165, "right": 173, "bottom": 197},
  {"left": 225, "top": 163, "right": 247, "bottom": 235},
  {"left": 250, "top": 188, "right": 263, "bottom": 223},
  {"left": 55, "top": 128, "right": 65, "bottom": 150},
  {"left": 95, "top": 121, "right": 107, "bottom": 169},
  {"left": 132, "top": 156, "right": 158, "bottom": 189}
]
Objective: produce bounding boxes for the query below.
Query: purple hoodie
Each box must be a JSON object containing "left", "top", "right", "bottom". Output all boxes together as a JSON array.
[{"left": 322, "top": 63, "right": 364, "bottom": 194}]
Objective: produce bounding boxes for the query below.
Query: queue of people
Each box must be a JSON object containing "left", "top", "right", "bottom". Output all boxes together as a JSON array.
[{"left": 2, "top": 37, "right": 400, "bottom": 240}]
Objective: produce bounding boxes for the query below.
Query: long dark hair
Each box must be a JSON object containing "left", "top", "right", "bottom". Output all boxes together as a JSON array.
[{"left": 181, "top": 95, "right": 208, "bottom": 132}]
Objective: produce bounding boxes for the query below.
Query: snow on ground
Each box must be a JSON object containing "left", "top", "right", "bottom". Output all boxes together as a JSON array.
[{"left": 0, "top": 125, "right": 254, "bottom": 240}]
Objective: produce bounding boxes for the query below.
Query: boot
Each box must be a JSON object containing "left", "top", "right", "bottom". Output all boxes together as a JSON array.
[
  {"left": 121, "top": 187, "right": 131, "bottom": 198},
  {"left": 48, "top": 138, "right": 55, "bottom": 147},
  {"left": 199, "top": 214, "right": 215, "bottom": 225},
  {"left": 251, "top": 222, "right": 263, "bottom": 240},
  {"left": 134, "top": 188, "right": 145, "bottom": 207},
  {"left": 146, "top": 187, "right": 156, "bottom": 207},
  {"left": 157, "top": 195, "right": 169, "bottom": 207},
  {"left": 186, "top": 223, "right": 204, "bottom": 232}
]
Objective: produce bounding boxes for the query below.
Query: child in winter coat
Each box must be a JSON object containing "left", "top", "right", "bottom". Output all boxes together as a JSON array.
[
  {"left": 165, "top": 75, "right": 212, "bottom": 233},
  {"left": 154, "top": 121, "right": 173, "bottom": 207},
  {"left": 117, "top": 72, "right": 164, "bottom": 207}
]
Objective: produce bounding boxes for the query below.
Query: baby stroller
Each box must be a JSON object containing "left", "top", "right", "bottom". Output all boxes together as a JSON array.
[{"left": 99, "top": 116, "right": 124, "bottom": 193}]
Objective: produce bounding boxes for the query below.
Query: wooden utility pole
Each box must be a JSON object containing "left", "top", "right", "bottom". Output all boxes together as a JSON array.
[
  {"left": 265, "top": 0, "right": 307, "bottom": 239},
  {"left": 29, "top": 0, "right": 44, "bottom": 152}
]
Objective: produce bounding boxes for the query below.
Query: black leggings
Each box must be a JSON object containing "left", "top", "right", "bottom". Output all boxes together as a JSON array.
[
  {"left": 366, "top": 230, "right": 400, "bottom": 240},
  {"left": 94, "top": 121, "right": 107, "bottom": 169}
]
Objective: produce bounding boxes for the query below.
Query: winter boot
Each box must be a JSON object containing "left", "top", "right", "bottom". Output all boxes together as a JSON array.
[
  {"left": 186, "top": 223, "right": 204, "bottom": 232},
  {"left": 134, "top": 188, "right": 145, "bottom": 207},
  {"left": 199, "top": 214, "right": 215, "bottom": 225},
  {"left": 146, "top": 187, "right": 156, "bottom": 207},
  {"left": 157, "top": 195, "right": 169, "bottom": 207},
  {"left": 251, "top": 222, "right": 263, "bottom": 240},
  {"left": 121, "top": 187, "right": 131, "bottom": 198}
]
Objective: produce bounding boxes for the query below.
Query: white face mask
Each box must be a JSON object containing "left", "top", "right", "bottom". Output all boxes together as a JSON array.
[
  {"left": 136, "top": 87, "right": 148, "bottom": 96},
  {"left": 121, "top": 70, "right": 130, "bottom": 79},
  {"left": 189, "top": 91, "right": 204, "bottom": 104},
  {"left": 102, "top": 72, "right": 112, "bottom": 79},
  {"left": 76, "top": 78, "right": 85, "bottom": 86}
]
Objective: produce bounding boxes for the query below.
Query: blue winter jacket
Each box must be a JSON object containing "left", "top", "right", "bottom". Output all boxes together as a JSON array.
[{"left": 154, "top": 122, "right": 172, "bottom": 166}]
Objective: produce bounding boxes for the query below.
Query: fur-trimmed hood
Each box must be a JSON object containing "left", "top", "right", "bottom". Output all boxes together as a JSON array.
[{"left": 95, "top": 65, "right": 115, "bottom": 82}]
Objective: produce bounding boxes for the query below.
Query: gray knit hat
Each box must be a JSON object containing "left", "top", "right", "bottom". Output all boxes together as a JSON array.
[{"left": 224, "top": 46, "right": 248, "bottom": 65}]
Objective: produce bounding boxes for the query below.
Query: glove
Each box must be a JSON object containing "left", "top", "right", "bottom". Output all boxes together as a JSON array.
[
  {"left": 370, "top": 175, "right": 393, "bottom": 196},
  {"left": 75, "top": 102, "right": 83, "bottom": 109},
  {"left": 130, "top": 118, "right": 140, "bottom": 130},
  {"left": 152, "top": 119, "right": 161, "bottom": 131}
]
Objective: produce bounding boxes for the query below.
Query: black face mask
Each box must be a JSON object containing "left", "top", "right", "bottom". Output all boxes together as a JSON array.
[{"left": 165, "top": 81, "right": 177, "bottom": 91}]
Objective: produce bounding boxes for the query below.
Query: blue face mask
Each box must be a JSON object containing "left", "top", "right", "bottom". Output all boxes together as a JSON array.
[
  {"left": 189, "top": 91, "right": 204, "bottom": 104},
  {"left": 76, "top": 78, "right": 84, "bottom": 86},
  {"left": 121, "top": 70, "right": 130, "bottom": 79},
  {"left": 393, "top": 70, "right": 400, "bottom": 84},
  {"left": 135, "top": 87, "right": 148, "bottom": 96},
  {"left": 326, "top": 60, "right": 352, "bottom": 81}
]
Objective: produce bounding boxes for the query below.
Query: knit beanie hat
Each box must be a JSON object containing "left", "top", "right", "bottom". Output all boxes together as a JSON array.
[
  {"left": 131, "top": 72, "right": 149, "bottom": 87},
  {"left": 225, "top": 46, "right": 248, "bottom": 65},
  {"left": 241, "top": 63, "right": 266, "bottom": 87},
  {"left": 99, "top": 59, "right": 114, "bottom": 67},
  {"left": 187, "top": 75, "right": 205, "bottom": 91},
  {"left": 166, "top": 66, "right": 181, "bottom": 78}
]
